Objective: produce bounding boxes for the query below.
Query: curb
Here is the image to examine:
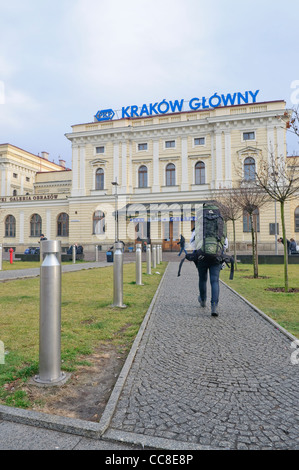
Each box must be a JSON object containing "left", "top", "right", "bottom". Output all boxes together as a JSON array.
[
  {"left": 0, "top": 263, "right": 169, "bottom": 443},
  {"left": 220, "top": 279, "right": 298, "bottom": 344}
]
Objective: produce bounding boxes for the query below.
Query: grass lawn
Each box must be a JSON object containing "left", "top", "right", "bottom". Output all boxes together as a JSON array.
[
  {"left": 0, "top": 262, "right": 166, "bottom": 408},
  {"left": 1, "top": 260, "right": 87, "bottom": 270},
  {"left": 220, "top": 263, "right": 299, "bottom": 339}
]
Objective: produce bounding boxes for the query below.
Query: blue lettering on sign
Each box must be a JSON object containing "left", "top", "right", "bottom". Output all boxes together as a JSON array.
[
  {"left": 97, "top": 90, "right": 260, "bottom": 121},
  {"left": 95, "top": 109, "right": 115, "bottom": 121}
]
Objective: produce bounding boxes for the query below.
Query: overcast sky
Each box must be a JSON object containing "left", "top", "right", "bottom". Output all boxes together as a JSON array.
[{"left": 1, "top": 0, "right": 299, "bottom": 168}]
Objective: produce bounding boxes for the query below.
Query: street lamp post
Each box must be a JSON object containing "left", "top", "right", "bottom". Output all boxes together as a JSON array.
[{"left": 112, "top": 178, "right": 119, "bottom": 242}]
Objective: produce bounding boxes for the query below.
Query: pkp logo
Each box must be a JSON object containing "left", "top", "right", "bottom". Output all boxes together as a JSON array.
[{"left": 95, "top": 109, "right": 115, "bottom": 122}]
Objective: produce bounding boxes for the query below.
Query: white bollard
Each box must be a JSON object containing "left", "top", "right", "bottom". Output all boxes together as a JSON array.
[
  {"left": 152, "top": 245, "right": 156, "bottom": 269},
  {"left": 136, "top": 243, "right": 144, "bottom": 285},
  {"left": 146, "top": 244, "right": 151, "bottom": 275},
  {"left": 112, "top": 242, "right": 127, "bottom": 308}
]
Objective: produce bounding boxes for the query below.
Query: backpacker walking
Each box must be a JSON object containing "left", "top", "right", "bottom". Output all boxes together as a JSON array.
[
  {"left": 177, "top": 202, "right": 233, "bottom": 318},
  {"left": 196, "top": 203, "right": 228, "bottom": 317}
]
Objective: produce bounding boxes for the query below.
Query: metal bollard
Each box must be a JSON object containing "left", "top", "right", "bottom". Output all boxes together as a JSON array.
[
  {"left": 157, "top": 244, "right": 160, "bottom": 264},
  {"left": 112, "top": 242, "right": 127, "bottom": 308},
  {"left": 156, "top": 244, "right": 159, "bottom": 265},
  {"left": 152, "top": 245, "right": 156, "bottom": 269},
  {"left": 72, "top": 244, "right": 76, "bottom": 264},
  {"left": 135, "top": 243, "right": 144, "bottom": 285},
  {"left": 146, "top": 244, "right": 151, "bottom": 275},
  {"left": 160, "top": 244, "right": 163, "bottom": 263},
  {"left": 95, "top": 245, "right": 98, "bottom": 262},
  {"left": 34, "top": 240, "right": 66, "bottom": 385},
  {"left": 0, "top": 244, "right": 2, "bottom": 271}
]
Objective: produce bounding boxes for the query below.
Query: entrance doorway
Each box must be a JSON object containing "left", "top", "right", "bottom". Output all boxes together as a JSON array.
[{"left": 162, "top": 220, "right": 180, "bottom": 251}]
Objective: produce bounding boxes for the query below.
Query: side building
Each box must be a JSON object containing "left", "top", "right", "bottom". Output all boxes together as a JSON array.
[{"left": 1, "top": 99, "right": 299, "bottom": 255}]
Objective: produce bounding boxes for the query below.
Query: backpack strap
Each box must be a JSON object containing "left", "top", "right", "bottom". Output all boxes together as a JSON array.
[
  {"left": 177, "top": 256, "right": 186, "bottom": 277},
  {"left": 221, "top": 254, "right": 235, "bottom": 280}
]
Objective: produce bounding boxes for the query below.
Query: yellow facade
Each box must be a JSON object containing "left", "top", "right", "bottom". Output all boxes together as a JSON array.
[{"left": 1, "top": 100, "right": 299, "bottom": 255}]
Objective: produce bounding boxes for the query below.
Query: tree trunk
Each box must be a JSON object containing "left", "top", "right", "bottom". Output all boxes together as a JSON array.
[
  {"left": 233, "top": 219, "right": 237, "bottom": 271},
  {"left": 280, "top": 201, "right": 289, "bottom": 292},
  {"left": 253, "top": 214, "right": 258, "bottom": 278},
  {"left": 250, "top": 213, "right": 258, "bottom": 278}
]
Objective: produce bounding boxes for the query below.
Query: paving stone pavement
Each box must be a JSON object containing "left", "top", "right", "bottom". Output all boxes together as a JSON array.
[
  {"left": 104, "top": 262, "right": 299, "bottom": 450},
  {"left": 0, "top": 259, "right": 298, "bottom": 450}
]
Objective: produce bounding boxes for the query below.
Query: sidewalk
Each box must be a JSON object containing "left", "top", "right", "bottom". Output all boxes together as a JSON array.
[{"left": 0, "top": 261, "right": 298, "bottom": 450}]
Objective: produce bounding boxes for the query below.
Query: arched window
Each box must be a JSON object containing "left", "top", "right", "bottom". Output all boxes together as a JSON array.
[
  {"left": 195, "top": 161, "right": 205, "bottom": 185},
  {"left": 5, "top": 215, "right": 16, "bottom": 237},
  {"left": 95, "top": 168, "right": 104, "bottom": 190},
  {"left": 30, "top": 214, "right": 42, "bottom": 237},
  {"left": 244, "top": 157, "right": 255, "bottom": 181},
  {"left": 93, "top": 211, "right": 105, "bottom": 235},
  {"left": 243, "top": 207, "right": 259, "bottom": 232},
  {"left": 166, "top": 163, "right": 176, "bottom": 186},
  {"left": 12, "top": 189, "right": 17, "bottom": 196},
  {"left": 57, "top": 213, "right": 69, "bottom": 237},
  {"left": 295, "top": 206, "right": 299, "bottom": 232},
  {"left": 138, "top": 165, "right": 148, "bottom": 188}
]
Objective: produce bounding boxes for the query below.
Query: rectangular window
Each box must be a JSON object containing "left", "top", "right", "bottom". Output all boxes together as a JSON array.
[
  {"left": 165, "top": 140, "right": 175, "bottom": 148},
  {"left": 194, "top": 137, "right": 205, "bottom": 146},
  {"left": 26, "top": 177, "right": 30, "bottom": 182},
  {"left": 269, "top": 223, "right": 279, "bottom": 235},
  {"left": 243, "top": 132, "right": 255, "bottom": 141},
  {"left": 96, "top": 146, "right": 105, "bottom": 154},
  {"left": 13, "top": 173, "right": 18, "bottom": 178},
  {"left": 138, "top": 143, "right": 148, "bottom": 151}
]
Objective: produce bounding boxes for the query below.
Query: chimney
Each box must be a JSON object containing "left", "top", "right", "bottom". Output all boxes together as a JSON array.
[
  {"left": 41, "top": 151, "right": 49, "bottom": 160},
  {"left": 59, "top": 159, "right": 66, "bottom": 168}
]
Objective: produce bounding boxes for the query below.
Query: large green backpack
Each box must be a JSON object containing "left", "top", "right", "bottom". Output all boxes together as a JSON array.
[
  {"left": 178, "top": 204, "right": 233, "bottom": 279},
  {"left": 199, "top": 203, "right": 227, "bottom": 255}
]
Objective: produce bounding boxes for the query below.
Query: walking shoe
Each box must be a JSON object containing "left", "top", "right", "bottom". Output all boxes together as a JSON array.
[
  {"left": 211, "top": 303, "right": 218, "bottom": 317},
  {"left": 198, "top": 295, "right": 206, "bottom": 307}
]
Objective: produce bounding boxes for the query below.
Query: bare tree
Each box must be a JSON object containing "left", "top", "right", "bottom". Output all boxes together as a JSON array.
[
  {"left": 255, "top": 150, "right": 299, "bottom": 292},
  {"left": 234, "top": 181, "right": 269, "bottom": 278},
  {"left": 212, "top": 189, "right": 242, "bottom": 270},
  {"left": 284, "top": 105, "right": 299, "bottom": 137}
]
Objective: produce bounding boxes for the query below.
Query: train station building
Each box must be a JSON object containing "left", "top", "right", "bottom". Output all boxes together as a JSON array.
[{"left": 1, "top": 92, "right": 298, "bottom": 255}]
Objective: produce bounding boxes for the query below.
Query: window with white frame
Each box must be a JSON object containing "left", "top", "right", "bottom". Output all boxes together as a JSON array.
[
  {"left": 244, "top": 157, "right": 255, "bottom": 180},
  {"left": 5, "top": 215, "right": 16, "bottom": 237},
  {"left": 95, "top": 168, "right": 104, "bottom": 190},
  {"left": 138, "top": 165, "right": 148, "bottom": 188},
  {"left": 96, "top": 146, "right": 105, "bottom": 154},
  {"left": 195, "top": 161, "right": 205, "bottom": 184},
  {"left": 194, "top": 137, "right": 205, "bottom": 146},
  {"left": 57, "top": 213, "right": 69, "bottom": 237},
  {"left": 30, "top": 214, "right": 42, "bottom": 237},
  {"left": 166, "top": 163, "right": 176, "bottom": 186},
  {"left": 243, "top": 131, "right": 255, "bottom": 141},
  {"left": 138, "top": 142, "right": 148, "bottom": 151},
  {"left": 165, "top": 140, "right": 176, "bottom": 149}
]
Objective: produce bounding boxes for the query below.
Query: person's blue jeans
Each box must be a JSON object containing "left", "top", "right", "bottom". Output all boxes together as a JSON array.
[
  {"left": 178, "top": 246, "right": 187, "bottom": 256},
  {"left": 197, "top": 262, "right": 221, "bottom": 305}
]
